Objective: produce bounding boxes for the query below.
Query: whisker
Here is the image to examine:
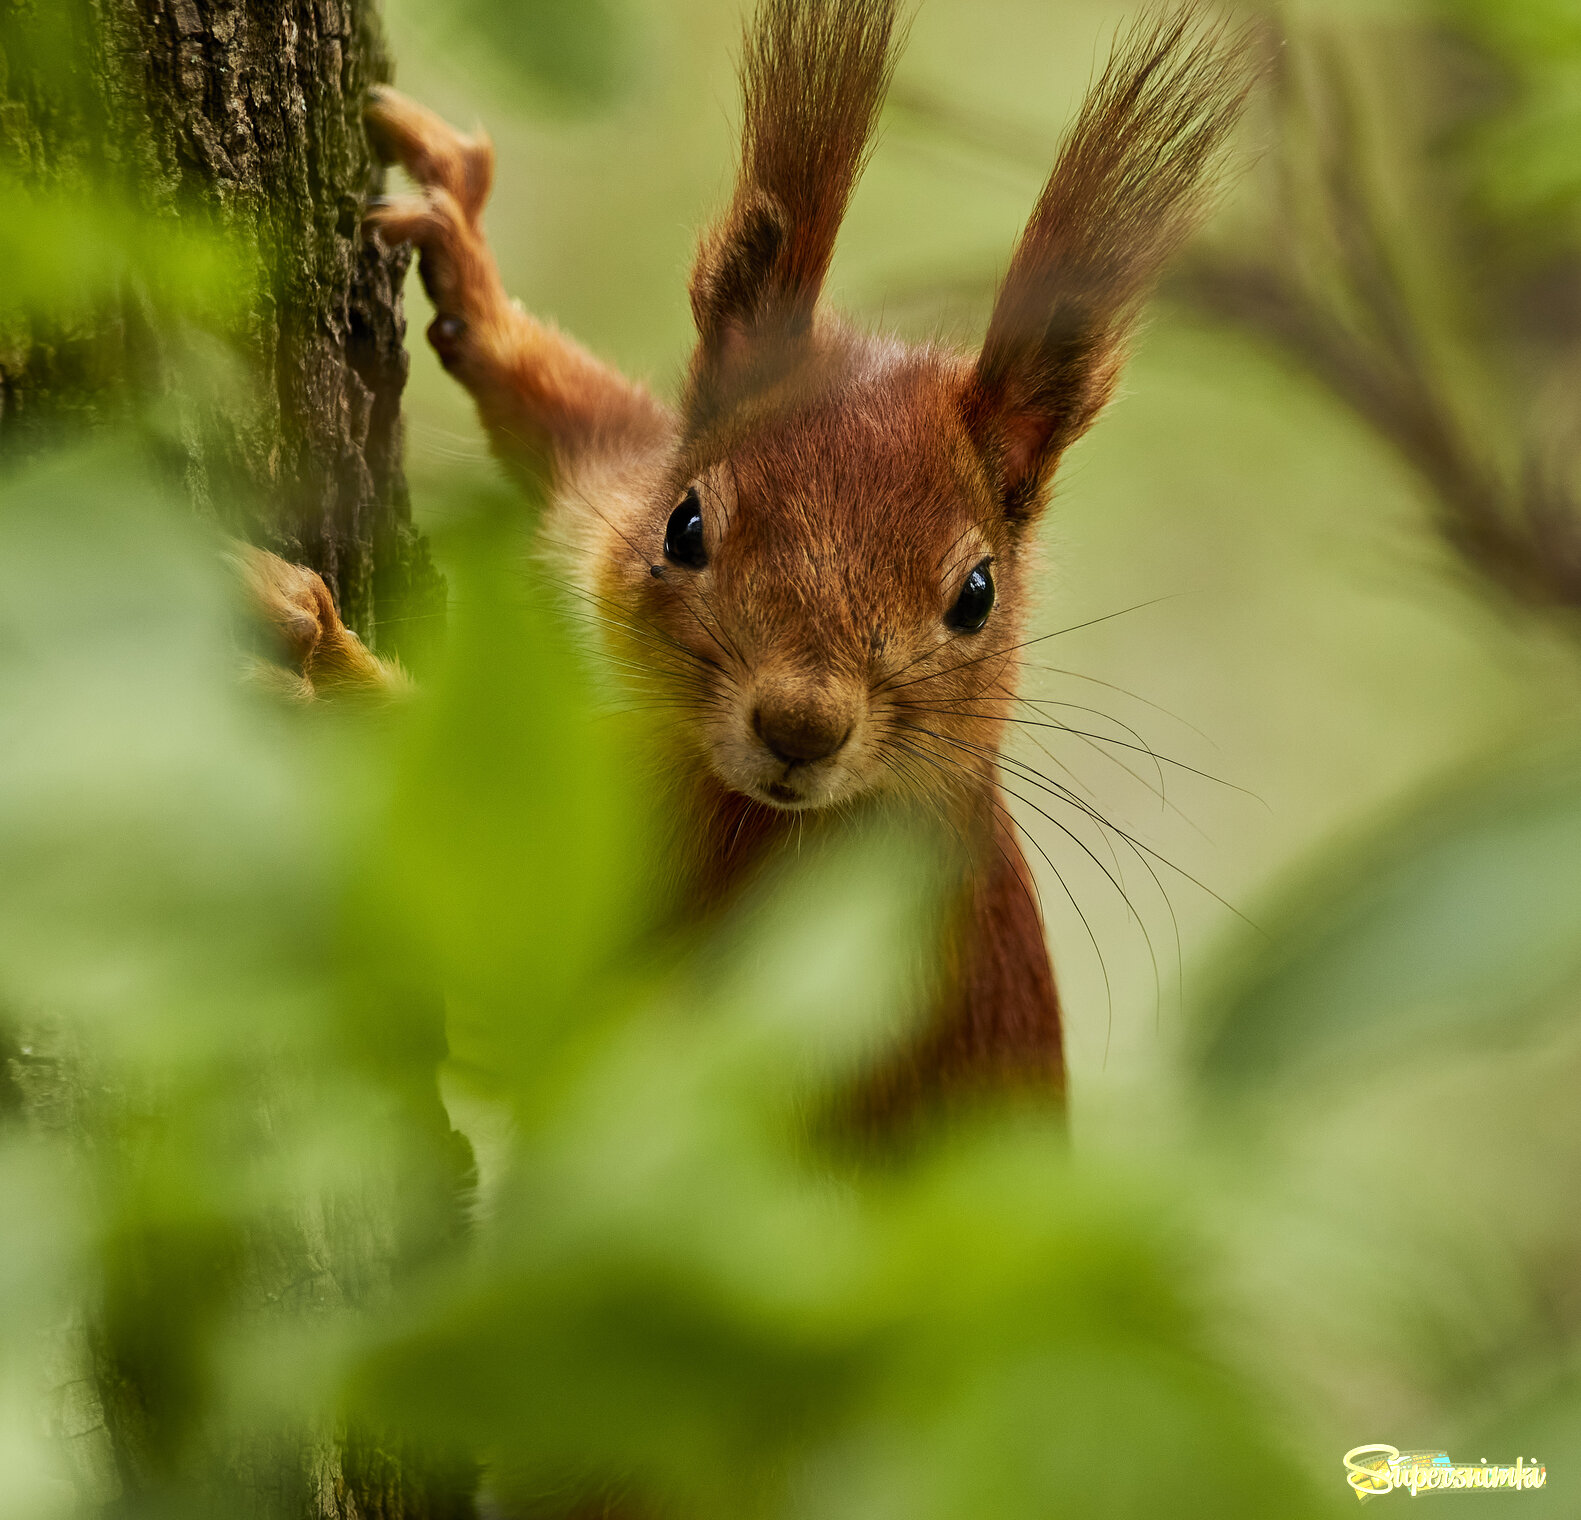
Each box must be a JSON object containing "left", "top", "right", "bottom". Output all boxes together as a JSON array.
[
  {"left": 555, "top": 576, "right": 733, "bottom": 681},
  {"left": 893, "top": 703, "right": 1259, "bottom": 802},
  {"left": 556, "top": 601, "right": 725, "bottom": 688},
  {"left": 896, "top": 721, "right": 1158, "bottom": 964},
  {"left": 896, "top": 677, "right": 1166, "bottom": 812},
  {"left": 553, "top": 480, "right": 748, "bottom": 672},
  {"left": 929, "top": 673, "right": 1216, "bottom": 847},
  {"left": 877, "top": 596, "right": 1179, "bottom": 696},
  {"left": 988, "top": 795, "right": 1115, "bottom": 1053},
  {"left": 923, "top": 724, "right": 1184, "bottom": 1025},
  {"left": 1025, "top": 662, "right": 1220, "bottom": 747},
  {"left": 1013, "top": 693, "right": 1167, "bottom": 800},
  {"left": 882, "top": 724, "right": 1118, "bottom": 1049}
]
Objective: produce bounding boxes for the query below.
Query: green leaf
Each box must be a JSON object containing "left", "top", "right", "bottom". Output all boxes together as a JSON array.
[
  {"left": 1196, "top": 738, "right": 1581, "bottom": 1092},
  {"left": 0, "top": 184, "right": 255, "bottom": 325},
  {"left": 348, "top": 492, "right": 659, "bottom": 1103}
]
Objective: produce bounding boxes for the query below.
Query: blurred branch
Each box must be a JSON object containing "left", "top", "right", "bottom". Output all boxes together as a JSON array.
[
  {"left": 890, "top": 20, "right": 1581, "bottom": 622},
  {"left": 1175, "top": 28, "right": 1581, "bottom": 615}
]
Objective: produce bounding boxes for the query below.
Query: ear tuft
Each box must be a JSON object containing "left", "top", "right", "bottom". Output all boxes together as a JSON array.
[
  {"left": 689, "top": 191, "right": 791, "bottom": 349},
  {"left": 966, "top": 5, "right": 1262, "bottom": 522},
  {"left": 687, "top": 0, "right": 903, "bottom": 415}
]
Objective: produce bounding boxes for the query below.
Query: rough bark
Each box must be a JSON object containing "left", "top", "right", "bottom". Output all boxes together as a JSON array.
[
  {"left": 5, "top": 1011, "right": 477, "bottom": 1519},
  {"left": 1, "top": 3, "right": 467, "bottom": 1515},
  {"left": 0, "top": 0, "right": 444, "bottom": 660}
]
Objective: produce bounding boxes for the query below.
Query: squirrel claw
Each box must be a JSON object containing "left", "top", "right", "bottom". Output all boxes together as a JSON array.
[{"left": 428, "top": 314, "right": 468, "bottom": 361}]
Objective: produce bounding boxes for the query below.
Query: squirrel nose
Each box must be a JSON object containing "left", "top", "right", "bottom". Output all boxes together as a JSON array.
[{"left": 753, "top": 700, "right": 851, "bottom": 766}]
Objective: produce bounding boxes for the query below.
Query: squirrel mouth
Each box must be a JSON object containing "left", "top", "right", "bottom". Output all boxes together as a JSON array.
[{"left": 764, "top": 781, "right": 801, "bottom": 806}]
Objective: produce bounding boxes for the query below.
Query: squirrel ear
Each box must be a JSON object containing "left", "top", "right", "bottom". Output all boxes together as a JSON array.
[
  {"left": 686, "top": 0, "right": 901, "bottom": 415},
  {"left": 688, "top": 190, "right": 794, "bottom": 387},
  {"left": 964, "top": 8, "right": 1260, "bottom": 523}
]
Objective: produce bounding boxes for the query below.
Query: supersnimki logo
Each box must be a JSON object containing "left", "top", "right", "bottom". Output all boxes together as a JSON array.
[{"left": 1344, "top": 1445, "right": 1548, "bottom": 1500}]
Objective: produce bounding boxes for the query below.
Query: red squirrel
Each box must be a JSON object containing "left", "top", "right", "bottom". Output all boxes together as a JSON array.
[{"left": 263, "top": 1, "right": 1254, "bottom": 1127}]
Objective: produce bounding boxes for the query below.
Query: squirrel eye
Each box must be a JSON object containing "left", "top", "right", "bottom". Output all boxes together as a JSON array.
[
  {"left": 663, "top": 487, "right": 708, "bottom": 569},
  {"left": 946, "top": 559, "right": 995, "bottom": 633}
]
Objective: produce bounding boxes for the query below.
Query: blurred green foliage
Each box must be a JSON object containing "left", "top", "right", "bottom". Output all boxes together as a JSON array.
[
  {"left": 0, "top": 189, "right": 253, "bottom": 326},
  {"left": 425, "top": 0, "right": 631, "bottom": 110},
  {"left": 6, "top": 1, "right": 1581, "bottom": 1518},
  {"left": 0, "top": 441, "right": 1336, "bottom": 1517},
  {"left": 1444, "top": 0, "right": 1581, "bottom": 236},
  {"left": 1200, "top": 737, "right": 1581, "bottom": 1091}
]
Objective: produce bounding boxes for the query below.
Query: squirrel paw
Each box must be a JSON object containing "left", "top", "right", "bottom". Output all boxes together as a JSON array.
[
  {"left": 364, "top": 87, "right": 504, "bottom": 373},
  {"left": 233, "top": 545, "right": 408, "bottom": 701},
  {"left": 365, "top": 85, "right": 494, "bottom": 222}
]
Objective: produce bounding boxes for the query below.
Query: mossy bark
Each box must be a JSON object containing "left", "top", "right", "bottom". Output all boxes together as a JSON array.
[
  {"left": 0, "top": 0, "right": 444, "bottom": 662},
  {"left": 1, "top": 3, "right": 467, "bottom": 1515}
]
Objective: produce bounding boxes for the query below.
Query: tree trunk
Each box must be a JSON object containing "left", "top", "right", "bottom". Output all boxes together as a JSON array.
[
  {"left": 0, "top": 0, "right": 444, "bottom": 661},
  {"left": 1, "top": 3, "right": 466, "bottom": 1516}
]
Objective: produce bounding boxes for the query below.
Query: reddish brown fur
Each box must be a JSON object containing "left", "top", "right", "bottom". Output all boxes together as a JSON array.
[
  {"left": 343, "top": 2, "right": 1258, "bottom": 1129},
  {"left": 966, "top": 9, "right": 1257, "bottom": 518},
  {"left": 689, "top": 0, "right": 901, "bottom": 412},
  {"left": 363, "top": 90, "right": 669, "bottom": 481},
  {"left": 236, "top": 545, "right": 409, "bottom": 701}
]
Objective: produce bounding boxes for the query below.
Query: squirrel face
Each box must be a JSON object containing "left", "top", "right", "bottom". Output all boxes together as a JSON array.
[
  {"left": 478, "top": 0, "right": 1253, "bottom": 826},
  {"left": 617, "top": 339, "right": 1022, "bottom": 816},
  {"left": 590, "top": 0, "right": 1253, "bottom": 823}
]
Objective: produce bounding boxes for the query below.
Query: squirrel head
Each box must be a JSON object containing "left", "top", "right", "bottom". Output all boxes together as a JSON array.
[
  {"left": 628, "top": 332, "right": 1021, "bottom": 814},
  {"left": 600, "top": 0, "right": 1257, "bottom": 817}
]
